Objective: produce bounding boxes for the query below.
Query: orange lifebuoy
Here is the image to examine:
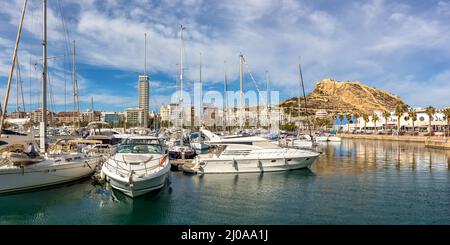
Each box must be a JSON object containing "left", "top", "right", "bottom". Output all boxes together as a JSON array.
[{"left": 159, "top": 154, "right": 168, "bottom": 166}]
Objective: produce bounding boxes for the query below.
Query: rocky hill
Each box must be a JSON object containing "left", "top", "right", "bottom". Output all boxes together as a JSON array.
[{"left": 280, "top": 78, "right": 407, "bottom": 115}]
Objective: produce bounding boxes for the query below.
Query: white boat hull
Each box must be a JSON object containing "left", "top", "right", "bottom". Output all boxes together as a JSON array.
[
  {"left": 106, "top": 167, "right": 170, "bottom": 197},
  {"left": 184, "top": 152, "right": 319, "bottom": 174},
  {"left": 0, "top": 157, "right": 100, "bottom": 194},
  {"left": 102, "top": 154, "right": 171, "bottom": 198}
]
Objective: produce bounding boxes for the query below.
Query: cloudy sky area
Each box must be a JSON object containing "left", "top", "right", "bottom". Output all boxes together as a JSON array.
[{"left": 0, "top": 0, "right": 449, "bottom": 113}]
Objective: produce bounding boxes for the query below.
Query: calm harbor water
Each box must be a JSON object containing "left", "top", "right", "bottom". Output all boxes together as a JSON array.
[{"left": 1, "top": 139, "right": 449, "bottom": 224}]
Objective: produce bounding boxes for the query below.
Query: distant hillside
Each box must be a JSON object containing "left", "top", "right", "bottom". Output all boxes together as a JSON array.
[{"left": 280, "top": 78, "right": 407, "bottom": 115}]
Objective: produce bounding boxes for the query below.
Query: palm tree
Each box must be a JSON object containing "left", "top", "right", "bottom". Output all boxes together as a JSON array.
[
  {"left": 408, "top": 108, "right": 417, "bottom": 136},
  {"left": 338, "top": 114, "right": 344, "bottom": 132},
  {"left": 362, "top": 113, "right": 369, "bottom": 134},
  {"left": 425, "top": 106, "right": 436, "bottom": 137},
  {"left": 372, "top": 113, "right": 379, "bottom": 134},
  {"left": 395, "top": 105, "right": 405, "bottom": 135},
  {"left": 382, "top": 111, "right": 391, "bottom": 133},
  {"left": 345, "top": 114, "right": 352, "bottom": 133},
  {"left": 442, "top": 107, "right": 450, "bottom": 138}
]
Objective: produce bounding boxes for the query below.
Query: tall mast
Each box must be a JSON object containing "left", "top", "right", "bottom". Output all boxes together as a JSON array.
[
  {"left": 40, "top": 0, "right": 47, "bottom": 153},
  {"left": 0, "top": 0, "right": 27, "bottom": 133},
  {"left": 72, "top": 40, "right": 76, "bottom": 127},
  {"left": 179, "top": 25, "right": 185, "bottom": 102},
  {"left": 297, "top": 64, "right": 301, "bottom": 135},
  {"left": 90, "top": 96, "right": 94, "bottom": 122},
  {"left": 144, "top": 33, "right": 147, "bottom": 76},
  {"left": 199, "top": 52, "right": 202, "bottom": 127},
  {"left": 265, "top": 70, "right": 270, "bottom": 129},
  {"left": 16, "top": 59, "right": 19, "bottom": 112},
  {"left": 223, "top": 60, "right": 228, "bottom": 131},
  {"left": 299, "top": 63, "right": 312, "bottom": 139},
  {"left": 239, "top": 53, "right": 244, "bottom": 130}
]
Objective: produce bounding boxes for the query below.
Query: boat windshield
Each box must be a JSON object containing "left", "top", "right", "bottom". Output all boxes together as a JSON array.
[{"left": 117, "top": 144, "right": 161, "bottom": 154}]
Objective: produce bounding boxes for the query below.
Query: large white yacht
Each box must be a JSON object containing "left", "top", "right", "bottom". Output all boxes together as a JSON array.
[
  {"left": 182, "top": 129, "right": 320, "bottom": 174},
  {"left": 101, "top": 136, "right": 170, "bottom": 197}
]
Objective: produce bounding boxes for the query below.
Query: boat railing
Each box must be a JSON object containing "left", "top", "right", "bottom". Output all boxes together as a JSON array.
[{"left": 104, "top": 155, "right": 167, "bottom": 177}]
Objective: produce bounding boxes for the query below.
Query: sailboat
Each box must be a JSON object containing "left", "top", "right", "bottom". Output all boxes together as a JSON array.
[
  {"left": 0, "top": 0, "right": 102, "bottom": 194},
  {"left": 190, "top": 53, "right": 209, "bottom": 152},
  {"left": 168, "top": 25, "right": 197, "bottom": 158}
]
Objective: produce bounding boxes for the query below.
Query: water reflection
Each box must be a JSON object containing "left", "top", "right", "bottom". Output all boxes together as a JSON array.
[{"left": 313, "top": 139, "right": 449, "bottom": 175}]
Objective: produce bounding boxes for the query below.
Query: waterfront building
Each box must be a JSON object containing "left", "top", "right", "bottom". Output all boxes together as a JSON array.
[
  {"left": 160, "top": 105, "right": 170, "bottom": 124},
  {"left": 341, "top": 107, "right": 449, "bottom": 134},
  {"left": 31, "top": 108, "right": 54, "bottom": 124},
  {"left": 138, "top": 75, "right": 150, "bottom": 128},
  {"left": 81, "top": 109, "right": 101, "bottom": 122},
  {"left": 102, "top": 112, "right": 121, "bottom": 126},
  {"left": 125, "top": 108, "right": 145, "bottom": 127}
]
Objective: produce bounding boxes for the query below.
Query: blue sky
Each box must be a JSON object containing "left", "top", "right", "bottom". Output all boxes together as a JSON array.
[{"left": 0, "top": 0, "right": 450, "bottom": 113}]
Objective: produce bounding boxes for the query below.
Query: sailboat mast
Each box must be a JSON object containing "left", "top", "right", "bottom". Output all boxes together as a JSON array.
[
  {"left": 72, "top": 40, "right": 76, "bottom": 126},
  {"left": 199, "top": 52, "right": 202, "bottom": 127},
  {"left": 40, "top": 0, "right": 47, "bottom": 153},
  {"left": 265, "top": 70, "right": 270, "bottom": 129},
  {"left": 239, "top": 53, "right": 244, "bottom": 130},
  {"left": 0, "top": 0, "right": 27, "bottom": 133},
  {"left": 298, "top": 63, "right": 312, "bottom": 139},
  {"left": 179, "top": 25, "right": 185, "bottom": 102},
  {"left": 297, "top": 65, "right": 301, "bottom": 135},
  {"left": 144, "top": 33, "right": 147, "bottom": 76},
  {"left": 223, "top": 60, "right": 228, "bottom": 131}
]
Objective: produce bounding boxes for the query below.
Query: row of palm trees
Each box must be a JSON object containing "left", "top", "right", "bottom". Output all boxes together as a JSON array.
[{"left": 334, "top": 105, "right": 450, "bottom": 136}]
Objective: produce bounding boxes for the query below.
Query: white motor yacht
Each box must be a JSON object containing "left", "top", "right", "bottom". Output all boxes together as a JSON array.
[
  {"left": 101, "top": 136, "right": 170, "bottom": 198},
  {"left": 182, "top": 129, "right": 320, "bottom": 174}
]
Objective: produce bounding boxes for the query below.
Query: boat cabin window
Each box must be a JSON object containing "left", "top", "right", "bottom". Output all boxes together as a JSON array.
[
  {"left": 123, "top": 138, "right": 160, "bottom": 145},
  {"left": 117, "top": 144, "right": 161, "bottom": 154}
]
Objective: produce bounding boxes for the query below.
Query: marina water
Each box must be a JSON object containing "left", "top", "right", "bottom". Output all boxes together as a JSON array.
[{"left": 0, "top": 139, "right": 449, "bottom": 224}]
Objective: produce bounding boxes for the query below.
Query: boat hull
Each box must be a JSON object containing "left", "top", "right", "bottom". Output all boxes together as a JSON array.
[
  {"left": 183, "top": 154, "right": 319, "bottom": 174},
  {"left": 0, "top": 159, "right": 99, "bottom": 194},
  {"left": 104, "top": 163, "right": 170, "bottom": 198}
]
